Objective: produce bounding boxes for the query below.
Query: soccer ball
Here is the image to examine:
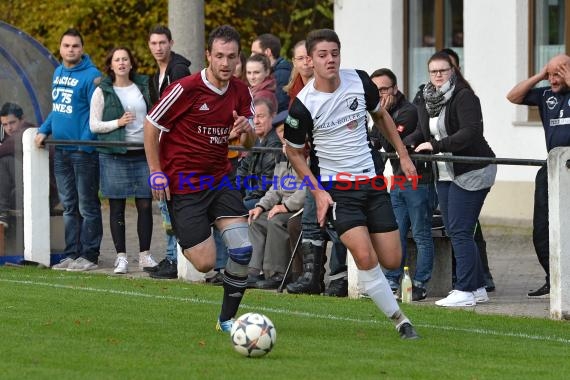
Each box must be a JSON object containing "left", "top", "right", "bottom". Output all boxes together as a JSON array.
[{"left": 230, "top": 312, "right": 277, "bottom": 357}]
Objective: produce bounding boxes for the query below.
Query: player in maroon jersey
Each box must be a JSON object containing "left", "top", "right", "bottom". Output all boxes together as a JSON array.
[{"left": 144, "top": 25, "right": 256, "bottom": 332}]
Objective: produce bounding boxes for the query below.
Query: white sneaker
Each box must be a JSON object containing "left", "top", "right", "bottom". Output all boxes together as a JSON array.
[
  {"left": 114, "top": 253, "right": 128, "bottom": 274},
  {"left": 139, "top": 251, "right": 158, "bottom": 271},
  {"left": 435, "top": 290, "right": 476, "bottom": 307},
  {"left": 473, "top": 287, "right": 489, "bottom": 303},
  {"left": 52, "top": 257, "right": 75, "bottom": 270},
  {"left": 67, "top": 257, "right": 98, "bottom": 272}
]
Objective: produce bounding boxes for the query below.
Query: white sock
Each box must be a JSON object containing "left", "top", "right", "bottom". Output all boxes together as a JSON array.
[{"left": 359, "top": 264, "right": 406, "bottom": 325}]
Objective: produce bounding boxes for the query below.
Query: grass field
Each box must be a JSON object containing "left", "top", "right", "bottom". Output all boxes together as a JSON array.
[{"left": 1, "top": 267, "right": 569, "bottom": 380}]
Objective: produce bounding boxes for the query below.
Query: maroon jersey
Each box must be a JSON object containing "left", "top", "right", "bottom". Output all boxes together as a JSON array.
[{"left": 147, "top": 70, "right": 254, "bottom": 194}]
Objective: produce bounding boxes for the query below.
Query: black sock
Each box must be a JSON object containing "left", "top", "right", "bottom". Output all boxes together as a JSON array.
[{"left": 219, "top": 271, "right": 247, "bottom": 321}]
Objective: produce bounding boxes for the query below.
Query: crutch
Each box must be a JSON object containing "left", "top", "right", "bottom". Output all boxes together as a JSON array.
[{"left": 277, "top": 231, "right": 302, "bottom": 293}]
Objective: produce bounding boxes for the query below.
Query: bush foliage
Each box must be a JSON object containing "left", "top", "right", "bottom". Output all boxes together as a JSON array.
[{"left": 0, "top": 0, "right": 333, "bottom": 74}]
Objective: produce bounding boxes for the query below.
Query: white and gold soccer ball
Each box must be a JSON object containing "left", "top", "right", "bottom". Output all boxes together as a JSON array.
[{"left": 230, "top": 312, "right": 277, "bottom": 357}]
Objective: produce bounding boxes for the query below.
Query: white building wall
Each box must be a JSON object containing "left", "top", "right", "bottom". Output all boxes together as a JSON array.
[
  {"left": 334, "top": 0, "right": 403, "bottom": 81},
  {"left": 464, "top": 0, "right": 541, "bottom": 220},
  {"left": 336, "top": 0, "right": 541, "bottom": 221}
]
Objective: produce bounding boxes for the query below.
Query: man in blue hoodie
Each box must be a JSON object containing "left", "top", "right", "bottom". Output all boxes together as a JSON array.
[{"left": 35, "top": 28, "right": 103, "bottom": 272}]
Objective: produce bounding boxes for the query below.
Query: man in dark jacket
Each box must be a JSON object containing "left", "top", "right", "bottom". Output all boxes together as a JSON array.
[
  {"left": 0, "top": 102, "right": 34, "bottom": 228},
  {"left": 147, "top": 24, "right": 192, "bottom": 279},
  {"left": 369, "top": 68, "right": 435, "bottom": 302},
  {"left": 251, "top": 33, "right": 291, "bottom": 113},
  {"left": 148, "top": 24, "right": 192, "bottom": 104}
]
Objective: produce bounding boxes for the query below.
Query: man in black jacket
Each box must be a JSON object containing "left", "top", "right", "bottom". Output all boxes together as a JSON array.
[
  {"left": 148, "top": 25, "right": 192, "bottom": 104},
  {"left": 146, "top": 24, "right": 192, "bottom": 279},
  {"left": 0, "top": 102, "right": 34, "bottom": 228},
  {"left": 369, "top": 68, "right": 435, "bottom": 302}
]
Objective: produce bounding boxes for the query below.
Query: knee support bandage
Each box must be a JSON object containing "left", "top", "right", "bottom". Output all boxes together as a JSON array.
[{"left": 220, "top": 222, "right": 252, "bottom": 266}]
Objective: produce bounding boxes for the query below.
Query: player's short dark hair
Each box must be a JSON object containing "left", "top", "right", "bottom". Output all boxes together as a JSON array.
[
  {"left": 148, "top": 24, "right": 172, "bottom": 41},
  {"left": 440, "top": 48, "right": 460, "bottom": 68},
  {"left": 254, "top": 33, "right": 281, "bottom": 58},
  {"left": 306, "top": 29, "right": 340, "bottom": 56},
  {"left": 0, "top": 102, "right": 24, "bottom": 119},
  {"left": 208, "top": 25, "right": 241, "bottom": 53},
  {"left": 60, "top": 28, "right": 84, "bottom": 46},
  {"left": 370, "top": 68, "right": 397, "bottom": 86}
]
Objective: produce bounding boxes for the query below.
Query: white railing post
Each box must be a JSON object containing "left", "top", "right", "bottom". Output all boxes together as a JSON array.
[
  {"left": 177, "top": 242, "right": 206, "bottom": 282},
  {"left": 548, "top": 147, "right": 570, "bottom": 320},
  {"left": 347, "top": 250, "right": 360, "bottom": 298},
  {"left": 22, "top": 129, "right": 51, "bottom": 266}
]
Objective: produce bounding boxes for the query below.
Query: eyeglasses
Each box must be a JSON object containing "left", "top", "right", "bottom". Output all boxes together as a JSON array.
[
  {"left": 429, "top": 68, "right": 452, "bottom": 76},
  {"left": 293, "top": 56, "right": 308, "bottom": 62},
  {"left": 377, "top": 86, "right": 393, "bottom": 94}
]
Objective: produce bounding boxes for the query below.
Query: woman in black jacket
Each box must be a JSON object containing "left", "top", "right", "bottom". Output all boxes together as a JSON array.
[{"left": 411, "top": 52, "right": 496, "bottom": 307}]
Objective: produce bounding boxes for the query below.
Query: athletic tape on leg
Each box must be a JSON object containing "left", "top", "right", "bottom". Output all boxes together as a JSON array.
[{"left": 221, "top": 222, "right": 252, "bottom": 266}]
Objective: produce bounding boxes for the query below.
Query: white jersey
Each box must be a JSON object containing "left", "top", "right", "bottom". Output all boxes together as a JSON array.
[{"left": 285, "top": 69, "right": 380, "bottom": 181}]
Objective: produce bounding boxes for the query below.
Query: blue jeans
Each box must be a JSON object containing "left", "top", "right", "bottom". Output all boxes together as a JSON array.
[
  {"left": 437, "top": 181, "right": 489, "bottom": 292},
  {"left": 302, "top": 188, "right": 347, "bottom": 274},
  {"left": 243, "top": 197, "right": 259, "bottom": 211},
  {"left": 385, "top": 183, "right": 435, "bottom": 288},
  {"left": 158, "top": 199, "right": 177, "bottom": 262},
  {"left": 54, "top": 150, "right": 102, "bottom": 263}
]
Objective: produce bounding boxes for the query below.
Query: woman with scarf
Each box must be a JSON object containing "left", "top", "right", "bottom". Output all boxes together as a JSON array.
[
  {"left": 246, "top": 54, "right": 277, "bottom": 112},
  {"left": 409, "top": 51, "right": 496, "bottom": 307}
]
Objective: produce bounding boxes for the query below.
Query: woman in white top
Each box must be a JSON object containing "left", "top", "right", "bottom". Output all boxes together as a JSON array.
[{"left": 89, "top": 47, "right": 157, "bottom": 274}]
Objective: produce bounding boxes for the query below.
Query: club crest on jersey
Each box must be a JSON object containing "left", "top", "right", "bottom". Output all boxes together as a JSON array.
[
  {"left": 286, "top": 115, "right": 299, "bottom": 129},
  {"left": 347, "top": 97, "right": 358, "bottom": 111},
  {"left": 546, "top": 96, "right": 558, "bottom": 110}
]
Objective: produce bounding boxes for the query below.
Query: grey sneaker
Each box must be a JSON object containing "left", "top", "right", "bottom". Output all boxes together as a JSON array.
[
  {"left": 398, "top": 322, "right": 420, "bottom": 340},
  {"left": 139, "top": 251, "right": 158, "bottom": 271},
  {"left": 473, "top": 287, "right": 489, "bottom": 303},
  {"left": 52, "top": 257, "right": 75, "bottom": 270},
  {"left": 67, "top": 257, "right": 98, "bottom": 272}
]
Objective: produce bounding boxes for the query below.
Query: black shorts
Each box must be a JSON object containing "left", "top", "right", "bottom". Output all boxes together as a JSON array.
[
  {"left": 325, "top": 182, "right": 398, "bottom": 236},
  {"left": 168, "top": 187, "right": 248, "bottom": 250}
]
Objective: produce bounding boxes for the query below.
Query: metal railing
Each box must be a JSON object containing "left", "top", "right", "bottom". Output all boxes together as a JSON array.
[{"left": 44, "top": 139, "right": 547, "bottom": 167}]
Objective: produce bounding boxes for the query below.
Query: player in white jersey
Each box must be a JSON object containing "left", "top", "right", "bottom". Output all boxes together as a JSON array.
[{"left": 285, "top": 29, "right": 419, "bottom": 339}]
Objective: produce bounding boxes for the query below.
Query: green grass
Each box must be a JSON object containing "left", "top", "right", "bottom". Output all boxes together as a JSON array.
[{"left": 1, "top": 267, "right": 569, "bottom": 380}]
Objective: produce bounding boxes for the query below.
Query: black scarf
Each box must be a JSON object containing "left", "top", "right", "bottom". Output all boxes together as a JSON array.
[{"left": 423, "top": 74, "right": 456, "bottom": 118}]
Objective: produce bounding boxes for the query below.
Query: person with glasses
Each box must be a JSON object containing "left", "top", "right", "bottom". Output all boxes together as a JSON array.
[
  {"left": 506, "top": 54, "right": 570, "bottom": 298},
  {"left": 0, "top": 102, "right": 35, "bottom": 228},
  {"left": 369, "top": 68, "right": 435, "bottom": 302},
  {"left": 411, "top": 51, "right": 496, "bottom": 307},
  {"left": 440, "top": 48, "right": 497, "bottom": 294}
]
